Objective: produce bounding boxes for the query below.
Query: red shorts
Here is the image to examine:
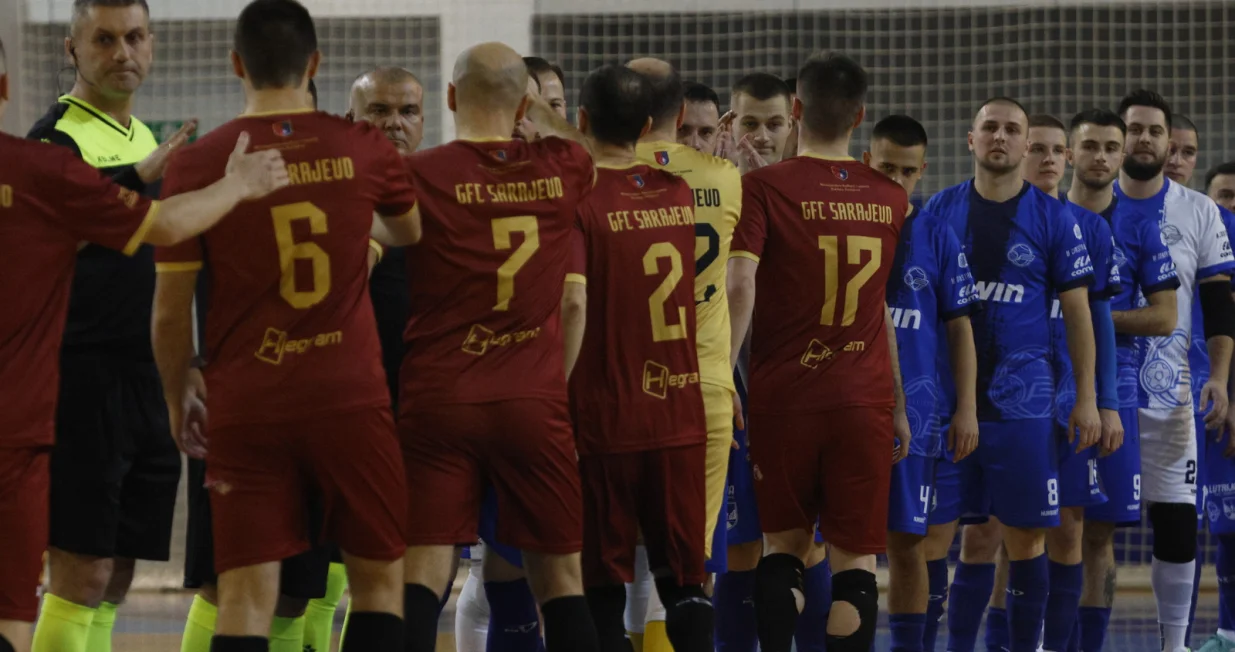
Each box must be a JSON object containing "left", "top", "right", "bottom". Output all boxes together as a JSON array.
[
  {"left": 748, "top": 407, "right": 893, "bottom": 555},
  {"left": 581, "top": 444, "right": 707, "bottom": 587},
  {"left": 206, "top": 408, "right": 407, "bottom": 573},
  {"left": 0, "top": 447, "right": 49, "bottom": 621},
  {"left": 401, "top": 399, "right": 582, "bottom": 553}
]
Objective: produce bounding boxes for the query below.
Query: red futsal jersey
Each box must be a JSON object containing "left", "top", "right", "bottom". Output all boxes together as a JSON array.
[
  {"left": 568, "top": 164, "right": 706, "bottom": 455},
  {"left": 731, "top": 155, "right": 908, "bottom": 415},
  {"left": 0, "top": 133, "right": 158, "bottom": 447},
  {"left": 156, "top": 111, "right": 416, "bottom": 428},
  {"left": 399, "top": 137, "right": 594, "bottom": 411}
]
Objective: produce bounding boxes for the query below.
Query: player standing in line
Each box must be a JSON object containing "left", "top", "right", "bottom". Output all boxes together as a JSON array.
[
  {"left": 1113, "top": 91, "right": 1235, "bottom": 652},
  {"left": 25, "top": 2, "right": 196, "bottom": 649},
  {"left": 866, "top": 115, "right": 980, "bottom": 652},
  {"left": 0, "top": 36, "right": 288, "bottom": 652},
  {"left": 722, "top": 73, "right": 793, "bottom": 174},
  {"left": 1207, "top": 164, "right": 1235, "bottom": 213},
  {"left": 1165, "top": 115, "right": 1200, "bottom": 190},
  {"left": 523, "top": 56, "right": 568, "bottom": 119},
  {"left": 561, "top": 63, "right": 714, "bottom": 652},
  {"left": 153, "top": 2, "right": 424, "bottom": 650},
  {"left": 929, "top": 97, "right": 1099, "bottom": 652},
  {"left": 397, "top": 42, "right": 599, "bottom": 652},
  {"left": 621, "top": 58, "right": 741, "bottom": 652},
  {"left": 728, "top": 53, "right": 910, "bottom": 652},
  {"left": 677, "top": 82, "right": 722, "bottom": 155}
]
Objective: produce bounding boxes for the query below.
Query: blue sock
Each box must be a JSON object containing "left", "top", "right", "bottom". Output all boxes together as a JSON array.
[
  {"left": 1065, "top": 617, "right": 1080, "bottom": 652},
  {"left": 1077, "top": 607, "right": 1110, "bottom": 652},
  {"left": 923, "top": 559, "right": 949, "bottom": 652},
  {"left": 891, "top": 613, "right": 928, "bottom": 652},
  {"left": 1188, "top": 544, "right": 1203, "bottom": 644},
  {"left": 1043, "top": 561, "right": 1083, "bottom": 651},
  {"left": 1007, "top": 555, "right": 1050, "bottom": 652},
  {"left": 793, "top": 558, "right": 831, "bottom": 652},
  {"left": 714, "top": 570, "right": 758, "bottom": 652},
  {"left": 984, "top": 607, "right": 1009, "bottom": 651},
  {"left": 484, "top": 579, "right": 544, "bottom": 652},
  {"left": 946, "top": 562, "right": 996, "bottom": 652},
  {"left": 1218, "top": 535, "right": 1235, "bottom": 632}
]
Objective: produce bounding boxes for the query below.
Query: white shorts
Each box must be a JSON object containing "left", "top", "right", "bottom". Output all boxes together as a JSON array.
[{"left": 1139, "top": 406, "right": 1200, "bottom": 505}]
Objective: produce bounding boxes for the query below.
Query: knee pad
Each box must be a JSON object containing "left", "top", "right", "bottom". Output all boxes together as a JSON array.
[
  {"left": 826, "top": 569, "right": 879, "bottom": 652},
  {"left": 1149, "top": 503, "right": 1199, "bottom": 563},
  {"left": 654, "top": 580, "right": 713, "bottom": 652},
  {"left": 0, "top": 634, "right": 13, "bottom": 652},
  {"left": 754, "top": 553, "right": 806, "bottom": 651},
  {"left": 585, "top": 584, "right": 631, "bottom": 652}
]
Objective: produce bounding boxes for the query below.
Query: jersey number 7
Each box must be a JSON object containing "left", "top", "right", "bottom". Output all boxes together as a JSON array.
[
  {"left": 492, "top": 216, "right": 540, "bottom": 311},
  {"left": 818, "top": 234, "right": 882, "bottom": 326}
]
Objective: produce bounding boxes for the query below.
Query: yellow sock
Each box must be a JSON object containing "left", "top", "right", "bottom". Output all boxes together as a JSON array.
[
  {"left": 85, "top": 601, "right": 117, "bottom": 652},
  {"left": 303, "top": 562, "right": 347, "bottom": 652},
  {"left": 32, "top": 593, "right": 95, "bottom": 652},
  {"left": 642, "top": 620, "right": 674, "bottom": 652},
  {"left": 270, "top": 616, "right": 306, "bottom": 652},
  {"left": 180, "top": 594, "right": 217, "bottom": 652},
  {"left": 627, "top": 631, "right": 645, "bottom": 652}
]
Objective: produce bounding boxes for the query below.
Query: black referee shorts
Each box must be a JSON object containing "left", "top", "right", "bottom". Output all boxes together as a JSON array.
[
  {"left": 184, "top": 458, "right": 331, "bottom": 599},
  {"left": 51, "top": 352, "right": 180, "bottom": 561}
]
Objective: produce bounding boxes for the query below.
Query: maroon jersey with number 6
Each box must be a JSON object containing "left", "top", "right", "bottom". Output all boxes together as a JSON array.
[
  {"left": 0, "top": 133, "right": 159, "bottom": 447},
  {"left": 155, "top": 111, "right": 416, "bottom": 428},
  {"left": 398, "top": 137, "right": 594, "bottom": 413},
  {"left": 731, "top": 155, "right": 908, "bottom": 415},
  {"left": 568, "top": 164, "right": 706, "bottom": 455}
]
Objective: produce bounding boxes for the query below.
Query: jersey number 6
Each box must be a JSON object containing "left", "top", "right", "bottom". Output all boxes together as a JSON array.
[{"left": 272, "top": 202, "right": 331, "bottom": 309}]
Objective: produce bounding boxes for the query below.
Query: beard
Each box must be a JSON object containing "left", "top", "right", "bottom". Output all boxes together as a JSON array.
[
  {"left": 977, "top": 155, "right": 1020, "bottom": 175},
  {"left": 1123, "top": 151, "right": 1166, "bottom": 181}
]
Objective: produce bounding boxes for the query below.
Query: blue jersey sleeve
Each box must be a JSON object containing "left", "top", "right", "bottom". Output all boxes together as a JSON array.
[
  {"left": 935, "top": 219, "right": 976, "bottom": 320},
  {"left": 1080, "top": 210, "right": 1121, "bottom": 300},
  {"left": 1138, "top": 217, "right": 1180, "bottom": 296},
  {"left": 1049, "top": 204, "right": 1094, "bottom": 293}
]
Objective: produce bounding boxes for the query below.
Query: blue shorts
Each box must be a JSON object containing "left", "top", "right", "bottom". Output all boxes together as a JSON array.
[
  {"left": 888, "top": 454, "right": 936, "bottom": 536},
  {"left": 1197, "top": 412, "right": 1208, "bottom": 518},
  {"left": 931, "top": 452, "right": 963, "bottom": 526},
  {"left": 1203, "top": 419, "right": 1235, "bottom": 535},
  {"left": 479, "top": 485, "right": 524, "bottom": 569},
  {"left": 1085, "top": 406, "right": 1142, "bottom": 526},
  {"left": 1056, "top": 423, "right": 1106, "bottom": 508},
  {"left": 961, "top": 419, "right": 1061, "bottom": 529},
  {"left": 725, "top": 432, "right": 761, "bottom": 547}
]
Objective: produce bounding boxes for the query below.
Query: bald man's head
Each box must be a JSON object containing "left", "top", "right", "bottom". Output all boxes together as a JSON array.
[
  {"left": 452, "top": 42, "right": 529, "bottom": 113},
  {"left": 626, "top": 58, "right": 682, "bottom": 127},
  {"left": 349, "top": 66, "right": 425, "bottom": 153}
]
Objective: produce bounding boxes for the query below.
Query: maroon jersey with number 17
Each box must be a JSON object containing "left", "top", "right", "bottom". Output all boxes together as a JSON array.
[
  {"left": 399, "top": 137, "right": 594, "bottom": 413},
  {"left": 155, "top": 111, "right": 416, "bottom": 428},
  {"left": 568, "top": 164, "right": 706, "bottom": 455},
  {"left": 731, "top": 155, "right": 908, "bottom": 416},
  {"left": 0, "top": 133, "right": 159, "bottom": 447}
]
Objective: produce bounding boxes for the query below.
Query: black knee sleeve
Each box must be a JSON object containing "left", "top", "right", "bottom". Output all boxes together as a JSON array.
[
  {"left": 584, "top": 585, "right": 632, "bottom": 652},
  {"left": 403, "top": 583, "right": 443, "bottom": 652},
  {"left": 826, "top": 569, "right": 879, "bottom": 652},
  {"left": 1149, "top": 502, "right": 1199, "bottom": 563},
  {"left": 541, "top": 595, "right": 602, "bottom": 652},
  {"left": 0, "top": 634, "right": 15, "bottom": 652},
  {"left": 753, "top": 553, "right": 805, "bottom": 652},
  {"left": 209, "top": 636, "right": 269, "bottom": 652},
  {"left": 340, "top": 611, "right": 403, "bottom": 652},
  {"left": 654, "top": 579, "right": 714, "bottom": 652}
]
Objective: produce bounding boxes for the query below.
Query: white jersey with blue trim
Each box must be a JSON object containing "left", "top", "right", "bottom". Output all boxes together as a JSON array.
[{"left": 1120, "top": 179, "right": 1235, "bottom": 410}]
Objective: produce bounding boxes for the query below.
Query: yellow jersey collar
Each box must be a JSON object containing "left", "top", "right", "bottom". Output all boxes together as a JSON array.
[{"left": 59, "top": 95, "right": 134, "bottom": 139}]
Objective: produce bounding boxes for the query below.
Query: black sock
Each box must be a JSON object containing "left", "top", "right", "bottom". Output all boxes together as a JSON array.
[
  {"left": 655, "top": 580, "right": 715, "bottom": 652},
  {"left": 210, "top": 636, "right": 269, "bottom": 652},
  {"left": 754, "top": 553, "right": 805, "bottom": 652},
  {"left": 0, "top": 633, "right": 14, "bottom": 652},
  {"left": 585, "top": 585, "right": 632, "bottom": 652},
  {"left": 341, "top": 611, "right": 403, "bottom": 652},
  {"left": 403, "top": 583, "right": 442, "bottom": 652},
  {"left": 541, "top": 594, "right": 601, "bottom": 652}
]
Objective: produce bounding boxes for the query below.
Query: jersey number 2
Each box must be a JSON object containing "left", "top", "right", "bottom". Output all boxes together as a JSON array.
[
  {"left": 645, "top": 242, "right": 687, "bottom": 342},
  {"left": 272, "top": 202, "right": 331, "bottom": 309},
  {"left": 818, "top": 235, "right": 882, "bottom": 326}
]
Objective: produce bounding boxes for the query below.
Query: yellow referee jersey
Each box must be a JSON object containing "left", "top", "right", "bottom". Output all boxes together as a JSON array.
[{"left": 636, "top": 141, "right": 741, "bottom": 393}]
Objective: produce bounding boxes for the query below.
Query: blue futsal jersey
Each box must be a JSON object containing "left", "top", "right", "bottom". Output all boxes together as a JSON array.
[
  {"left": 885, "top": 208, "right": 975, "bottom": 457},
  {"left": 925, "top": 181, "right": 1094, "bottom": 422},
  {"left": 1188, "top": 206, "right": 1235, "bottom": 412},
  {"left": 1049, "top": 200, "right": 1122, "bottom": 424}
]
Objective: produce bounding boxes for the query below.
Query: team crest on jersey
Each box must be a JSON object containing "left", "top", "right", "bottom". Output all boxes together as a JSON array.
[
  {"left": 1210, "top": 500, "right": 1222, "bottom": 523},
  {"left": 628, "top": 174, "right": 646, "bottom": 189},
  {"left": 1224, "top": 498, "right": 1235, "bottom": 521},
  {"left": 958, "top": 252, "right": 969, "bottom": 269},
  {"left": 655, "top": 150, "right": 670, "bottom": 166},
  {"left": 904, "top": 266, "right": 930, "bottom": 291},
  {"left": 272, "top": 121, "right": 294, "bottom": 137},
  {"left": 1160, "top": 223, "right": 1183, "bottom": 246},
  {"left": 492, "top": 149, "right": 508, "bottom": 162},
  {"left": 1073, "top": 224, "right": 1083, "bottom": 240},
  {"left": 831, "top": 166, "right": 849, "bottom": 180},
  {"left": 1007, "top": 243, "right": 1036, "bottom": 267}
]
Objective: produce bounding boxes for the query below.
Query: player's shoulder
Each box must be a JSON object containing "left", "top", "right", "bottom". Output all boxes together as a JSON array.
[
  {"left": 924, "top": 179, "right": 973, "bottom": 212},
  {"left": 0, "top": 131, "right": 76, "bottom": 175},
  {"left": 26, "top": 101, "right": 81, "bottom": 154},
  {"left": 1165, "top": 179, "right": 1219, "bottom": 217}
]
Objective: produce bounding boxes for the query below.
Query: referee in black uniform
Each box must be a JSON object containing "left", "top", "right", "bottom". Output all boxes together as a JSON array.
[{"left": 26, "top": 1, "right": 193, "bottom": 648}]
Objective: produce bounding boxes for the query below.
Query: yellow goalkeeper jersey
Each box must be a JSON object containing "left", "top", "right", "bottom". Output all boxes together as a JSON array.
[{"left": 636, "top": 141, "right": 741, "bottom": 392}]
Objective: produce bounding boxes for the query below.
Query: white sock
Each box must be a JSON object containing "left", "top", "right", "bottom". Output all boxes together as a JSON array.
[
  {"left": 1219, "top": 628, "right": 1235, "bottom": 642},
  {"left": 645, "top": 575, "right": 667, "bottom": 624},
  {"left": 625, "top": 546, "right": 653, "bottom": 634},
  {"left": 455, "top": 568, "right": 490, "bottom": 652},
  {"left": 1151, "top": 556, "right": 1196, "bottom": 652}
]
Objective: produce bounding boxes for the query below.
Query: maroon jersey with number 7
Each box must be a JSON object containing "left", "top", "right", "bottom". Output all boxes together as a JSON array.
[{"left": 155, "top": 111, "right": 416, "bottom": 428}]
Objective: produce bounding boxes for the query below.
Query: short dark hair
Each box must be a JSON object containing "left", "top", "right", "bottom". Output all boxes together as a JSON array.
[
  {"left": 580, "top": 64, "right": 653, "bottom": 147},
  {"left": 234, "top": 0, "right": 318, "bottom": 91},
  {"left": 683, "top": 82, "right": 720, "bottom": 113},
  {"left": 1117, "top": 89, "right": 1172, "bottom": 129},
  {"left": 523, "top": 56, "right": 565, "bottom": 87},
  {"left": 1028, "top": 114, "right": 1065, "bottom": 132},
  {"left": 783, "top": 77, "right": 796, "bottom": 94},
  {"left": 307, "top": 78, "right": 318, "bottom": 109},
  {"left": 872, "top": 115, "right": 928, "bottom": 148},
  {"left": 73, "top": 0, "right": 149, "bottom": 26},
  {"left": 975, "top": 96, "right": 1028, "bottom": 120},
  {"left": 1174, "top": 114, "right": 1198, "bottom": 136},
  {"left": 732, "top": 72, "right": 791, "bottom": 105},
  {"left": 1206, "top": 162, "right": 1235, "bottom": 191},
  {"left": 796, "top": 53, "right": 867, "bottom": 141},
  {"left": 525, "top": 62, "right": 542, "bottom": 94},
  {"left": 1069, "top": 108, "right": 1127, "bottom": 136},
  {"left": 640, "top": 65, "right": 684, "bottom": 126}
]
